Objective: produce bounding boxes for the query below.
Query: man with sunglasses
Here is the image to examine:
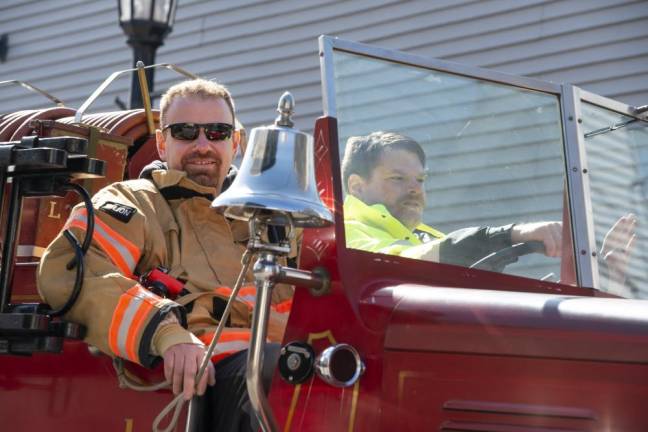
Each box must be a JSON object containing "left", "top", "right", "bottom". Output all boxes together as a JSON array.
[{"left": 38, "top": 79, "right": 290, "bottom": 431}]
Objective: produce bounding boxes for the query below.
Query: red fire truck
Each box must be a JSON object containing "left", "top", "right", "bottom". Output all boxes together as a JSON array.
[{"left": 1, "top": 35, "right": 648, "bottom": 431}]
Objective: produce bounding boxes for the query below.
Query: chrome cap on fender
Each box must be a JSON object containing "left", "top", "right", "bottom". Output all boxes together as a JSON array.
[{"left": 314, "top": 343, "right": 365, "bottom": 388}]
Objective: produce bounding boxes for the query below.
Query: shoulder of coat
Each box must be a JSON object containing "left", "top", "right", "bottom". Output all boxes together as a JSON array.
[
  {"left": 118, "top": 178, "right": 159, "bottom": 193},
  {"left": 91, "top": 178, "right": 160, "bottom": 208}
]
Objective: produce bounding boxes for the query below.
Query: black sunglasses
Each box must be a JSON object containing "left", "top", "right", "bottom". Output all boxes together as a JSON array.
[{"left": 163, "top": 122, "right": 234, "bottom": 141}]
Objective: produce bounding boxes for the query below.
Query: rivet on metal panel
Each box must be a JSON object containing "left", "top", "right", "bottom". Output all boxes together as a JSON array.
[
  {"left": 572, "top": 167, "right": 578, "bottom": 172},
  {"left": 568, "top": 115, "right": 574, "bottom": 121},
  {"left": 582, "top": 168, "right": 588, "bottom": 174},
  {"left": 580, "top": 250, "right": 587, "bottom": 255}
]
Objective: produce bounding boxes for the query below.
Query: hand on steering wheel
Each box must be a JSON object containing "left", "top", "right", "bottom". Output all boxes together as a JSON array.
[{"left": 511, "top": 222, "right": 562, "bottom": 258}]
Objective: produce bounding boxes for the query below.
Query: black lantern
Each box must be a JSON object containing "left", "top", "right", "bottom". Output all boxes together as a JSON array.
[{"left": 118, "top": 0, "right": 177, "bottom": 109}]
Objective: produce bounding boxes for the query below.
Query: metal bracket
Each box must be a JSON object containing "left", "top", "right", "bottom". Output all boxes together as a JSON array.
[{"left": 0, "top": 304, "right": 85, "bottom": 356}]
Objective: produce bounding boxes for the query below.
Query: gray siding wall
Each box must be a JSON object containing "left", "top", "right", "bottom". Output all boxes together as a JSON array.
[{"left": 1, "top": 0, "right": 647, "bottom": 131}]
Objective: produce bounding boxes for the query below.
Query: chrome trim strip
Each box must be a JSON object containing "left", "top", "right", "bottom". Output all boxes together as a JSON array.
[
  {"left": 561, "top": 84, "right": 598, "bottom": 288},
  {"left": 318, "top": 35, "right": 337, "bottom": 118},
  {"left": 16, "top": 245, "right": 45, "bottom": 258}
]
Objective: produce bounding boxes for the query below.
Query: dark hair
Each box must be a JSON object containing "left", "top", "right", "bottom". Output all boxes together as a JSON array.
[{"left": 341, "top": 131, "right": 426, "bottom": 192}]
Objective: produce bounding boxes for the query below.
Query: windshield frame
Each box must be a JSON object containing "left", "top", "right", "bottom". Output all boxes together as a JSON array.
[
  {"left": 320, "top": 36, "right": 562, "bottom": 118},
  {"left": 574, "top": 89, "right": 648, "bottom": 292},
  {"left": 318, "top": 34, "right": 646, "bottom": 292}
]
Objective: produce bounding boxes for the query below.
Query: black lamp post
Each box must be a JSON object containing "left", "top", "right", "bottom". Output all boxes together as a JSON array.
[{"left": 118, "top": 0, "right": 177, "bottom": 109}]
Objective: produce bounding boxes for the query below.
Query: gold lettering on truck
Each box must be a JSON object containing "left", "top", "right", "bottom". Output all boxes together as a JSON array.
[
  {"left": 47, "top": 200, "right": 61, "bottom": 219},
  {"left": 124, "top": 418, "right": 133, "bottom": 432}
]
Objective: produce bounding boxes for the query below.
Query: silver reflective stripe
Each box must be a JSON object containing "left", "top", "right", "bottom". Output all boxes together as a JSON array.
[
  {"left": 212, "top": 340, "right": 249, "bottom": 355},
  {"left": 117, "top": 296, "right": 142, "bottom": 358},
  {"left": 72, "top": 214, "right": 137, "bottom": 273},
  {"left": 113, "top": 289, "right": 168, "bottom": 361},
  {"left": 239, "top": 295, "right": 256, "bottom": 304}
]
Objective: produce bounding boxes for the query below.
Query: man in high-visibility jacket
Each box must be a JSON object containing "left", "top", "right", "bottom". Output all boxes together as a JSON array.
[
  {"left": 341, "top": 131, "right": 563, "bottom": 268},
  {"left": 38, "top": 79, "right": 291, "bottom": 431}
]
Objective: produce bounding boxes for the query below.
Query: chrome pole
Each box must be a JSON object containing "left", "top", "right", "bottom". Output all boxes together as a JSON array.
[{"left": 247, "top": 252, "right": 280, "bottom": 432}]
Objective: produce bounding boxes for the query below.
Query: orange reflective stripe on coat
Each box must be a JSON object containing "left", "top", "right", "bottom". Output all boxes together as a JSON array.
[
  {"left": 213, "top": 285, "right": 293, "bottom": 314},
  {"left": 213, "top": 286, "right": 233, "bottom": 297},
  {"left": 198, "top": 329, "right": 252, "bottom": 363},
  {"left": 272, "top": 299, "right": 293, "bottom": 314},
  {"left": 214, "top": 285, "right": 257, "bottom": 309},
  {"left": 109, "top": 284, "right": 173, "bottom": 363},
  {"left": 66, "top": 208, "right": 141, "bottom": 278}
]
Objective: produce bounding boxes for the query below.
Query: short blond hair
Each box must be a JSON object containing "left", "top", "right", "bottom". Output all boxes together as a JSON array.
[{"left": 159, "top": 79, "right": 236, "bottom": 127}]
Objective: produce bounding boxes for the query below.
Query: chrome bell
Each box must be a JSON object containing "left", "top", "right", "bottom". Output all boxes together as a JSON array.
[{"left": 211, "top": 92, "right": 333, "bottom": 228}]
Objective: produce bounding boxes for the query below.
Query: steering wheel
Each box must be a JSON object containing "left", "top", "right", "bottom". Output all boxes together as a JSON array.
[{"left": 469, "top": 241, "right": 546, "bottom": 272}]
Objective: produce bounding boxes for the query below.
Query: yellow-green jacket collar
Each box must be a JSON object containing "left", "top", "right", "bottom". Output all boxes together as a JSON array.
[{"left": 343, "top": 195, "right": 444, "bottom": 242}]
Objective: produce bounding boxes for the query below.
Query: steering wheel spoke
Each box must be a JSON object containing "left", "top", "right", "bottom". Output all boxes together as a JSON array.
[{"left": 469, "top": 241, "right": 546, "bottom": 272}]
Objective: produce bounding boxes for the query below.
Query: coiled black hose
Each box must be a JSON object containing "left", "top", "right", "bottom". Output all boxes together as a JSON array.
[{"left": 49, "top": 182, "right": 94, "bottom": 317}]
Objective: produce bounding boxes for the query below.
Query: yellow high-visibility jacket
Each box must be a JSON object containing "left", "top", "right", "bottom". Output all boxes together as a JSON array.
[
  {"left": 343, "top": 194, "right": 515, "bottom": 268},
  {"left": 343, "top": 194, "right": 444, "bottom": 255},
  {"left": 38, "top": 168, "right": 292, "bottom": 368}
]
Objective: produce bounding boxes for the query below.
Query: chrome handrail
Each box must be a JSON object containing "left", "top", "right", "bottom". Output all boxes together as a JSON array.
[
  {"left": 74, "top": 63, "right": 199, "bottom": 125},
  {"left": 0, "top": 80, "right": 65, "bottom": 107}
]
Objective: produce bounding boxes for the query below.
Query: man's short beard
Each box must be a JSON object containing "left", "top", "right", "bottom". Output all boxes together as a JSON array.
[
  {"left": 189, "top": 172, "right": 219, "bottom": 187},
  {"left": 184, "top": 164, "right": 222, "bottom": 188},
  {"left": 182, "top": 152, "right": 223, "bottom": 188}
]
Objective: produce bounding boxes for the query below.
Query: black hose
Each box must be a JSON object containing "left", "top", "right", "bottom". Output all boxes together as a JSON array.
[
  {"left": 49, "top": 182, "right": 93, "bottom": 316},
  {"left": 64, "top": 183, "right": 94, "bottom": 269},
  {"left": 48, "top": 229, "right": 84, "bottom": 317}
]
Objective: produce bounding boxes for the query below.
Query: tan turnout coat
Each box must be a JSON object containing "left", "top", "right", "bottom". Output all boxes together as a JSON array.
[{"left": 38, "top": 169, "right": 292, "bottom": 367}]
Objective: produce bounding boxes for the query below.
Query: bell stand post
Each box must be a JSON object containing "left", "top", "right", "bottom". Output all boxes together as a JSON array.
[{"left": 244, "top": 213, "right": 330, "bottom": 432}]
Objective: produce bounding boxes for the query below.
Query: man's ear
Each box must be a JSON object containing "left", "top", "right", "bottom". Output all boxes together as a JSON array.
[
  {"left": 155, "top": 129, "right": 167, "bottom": 160},
  {"left": 347, "top": 174, "right": 365, "bottom": 197},
  {"left": 232, "top": 129, "right": 241, "bottom": 155},
  {"left": 234, "top": 119, "right": 247, "bottom": 156}
]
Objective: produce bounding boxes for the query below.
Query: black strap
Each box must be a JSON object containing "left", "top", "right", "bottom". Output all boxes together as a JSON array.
[{"left": 159, "top": 185, "right": 214, "bottom": 201}]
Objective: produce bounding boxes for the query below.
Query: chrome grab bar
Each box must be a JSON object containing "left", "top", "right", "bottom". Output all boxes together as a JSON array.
[
  {"left": 74, "top": 63, "right": 199, "bottom": 125},
  {"left": 0, "top": 80, "right": 65, "bottom": 107}
]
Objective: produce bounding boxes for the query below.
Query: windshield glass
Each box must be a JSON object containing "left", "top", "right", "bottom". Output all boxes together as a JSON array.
[
  {"left": 332, "top": 49, "right": 576, "bottom": 284},
  {"left": 582, "top": 103, "right": 648, "bottom": 298}
]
